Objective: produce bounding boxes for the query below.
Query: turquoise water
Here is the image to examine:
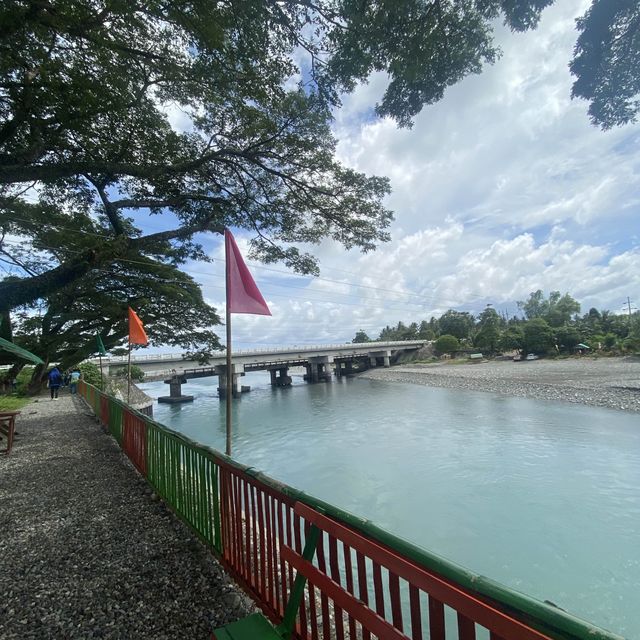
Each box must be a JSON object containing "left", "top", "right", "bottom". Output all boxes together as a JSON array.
[{"left": 140, "top": 373, "right": 640, "bottom": 637}]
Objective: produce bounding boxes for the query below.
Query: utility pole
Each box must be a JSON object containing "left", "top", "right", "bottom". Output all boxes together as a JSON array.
[{"left": 623, "top": 297, "right": 638, "bottom": 326}]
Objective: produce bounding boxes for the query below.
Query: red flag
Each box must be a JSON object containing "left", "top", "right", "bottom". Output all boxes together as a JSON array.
[
  {"left": 225, "top": 229, "right": 271, "bottom": 316},
  {"left": 128, "top": 307, "right": 149, "bottom": 345}
]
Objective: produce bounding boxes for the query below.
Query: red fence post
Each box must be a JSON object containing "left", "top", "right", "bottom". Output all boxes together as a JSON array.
[{"left": 122, "top": 409, "right": 147, "bottom": 476}]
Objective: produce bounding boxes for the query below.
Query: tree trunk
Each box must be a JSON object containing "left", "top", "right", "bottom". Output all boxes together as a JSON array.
[
  {"left": 0, "top": 362, "right": 24, "bottom": 394},
  {"left": 28, "top": 361, "right": 49, "bottom": 395}
]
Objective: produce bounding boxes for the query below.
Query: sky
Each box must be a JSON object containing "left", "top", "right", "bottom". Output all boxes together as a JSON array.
[
  {"left": 10, "top": 0, "right": 635, "bottom": 352},
  {"left": 182, "top": 0, "right": 637, "bottom": 349}
]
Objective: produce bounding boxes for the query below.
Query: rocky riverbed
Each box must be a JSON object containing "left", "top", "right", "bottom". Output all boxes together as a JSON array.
[
  {"left": 0, "top": 394, "right": 255, "bottom": 639},
  {"left": 360, "top": 356, "right": 640, "bottom": 413}
]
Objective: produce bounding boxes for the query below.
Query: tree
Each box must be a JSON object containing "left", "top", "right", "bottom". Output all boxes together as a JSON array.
[
  {"left": 474, "top": 307, "right": 503, "bottom": 354},
  {"left": 352, "top": 330, "right": 371, "bottom": 343},
  {"left": 522, "top": 319, "right": 555, "bottom": 355},
  {"left": 500, "top": 326, "right": 524, "bottom": 352},
  {"left": 418, "top": 320, "right": 436, "bottom": 341},
  {"left": 2, "top": 0, "right": 405, "bottom": 316},
  {"left": 555, "top": 325, "right": 580, "bottom": 353},
  {"left": 584, "top": 307, "right": 601, "bottom": 326},
  {"left": 8, "top": 258, "right": 220, "bottom": 387},
  {"left": 518, "top": 290, "right": 548, "bottom": 320},
  {"left": 546, "top": 292, "right": 581, "bottom": 327},
  {"left": 0, "top": 0, "right": 555, "bottom": 370},
  {"left": 435, "top": 334, "right": 460, "bottom": 356},
  {"left": 518, "top": 290, "right": 580, "bottom": 327},
  {"left": 570, "top": 0, "right": 640, "bottom": 129},
  {"left": 377, "top": 321, "right": 419, "bottom": 341},
  {"left": 439, "top": 310, "right": 474, "bottom": 341}
]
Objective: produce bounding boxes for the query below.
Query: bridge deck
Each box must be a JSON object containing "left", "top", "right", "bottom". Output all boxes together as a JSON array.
[{"left": 101, "top": 341, "right": 427, "bottom": 375}]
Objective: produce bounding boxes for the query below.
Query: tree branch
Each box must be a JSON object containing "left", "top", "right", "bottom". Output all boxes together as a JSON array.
[
  {"left": 86, "top": 176, "right": 126, "bottom": 235},
  {"left": 110, "top": 194, "right": 227, "bottom": 210},
  {"left": 0, "top": 148, "right": 244, "bottom": 184},
  {"left": 0, "top": 218, "right": 224, "bottom": 311}
]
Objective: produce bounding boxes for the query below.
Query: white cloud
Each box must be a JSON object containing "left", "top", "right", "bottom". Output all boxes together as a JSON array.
[{"left": 173, "top": 0, "right": 640, "bottom": 348}]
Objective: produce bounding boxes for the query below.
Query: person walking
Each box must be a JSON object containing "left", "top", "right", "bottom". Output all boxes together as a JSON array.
[
  {"left": 69, "top": 369, "right": 81, "bottom": 395},
  {"left": 47, "top": 367, "right": 63, "bottom": 399}
]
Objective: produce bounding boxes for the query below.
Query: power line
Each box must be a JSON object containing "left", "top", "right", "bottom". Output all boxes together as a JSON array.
[
  {"left": 0, "top": 237, "right": 483, "bottom": 310},
  {"left": 1, "top": 246, "right": 450, "bottom": 318},
  {"left": 1, "top": 213, "right": 491, "bottom": 303}
]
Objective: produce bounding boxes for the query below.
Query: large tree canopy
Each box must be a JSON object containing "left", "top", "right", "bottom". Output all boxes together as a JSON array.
[
  {"left": 0, "top": 0, "right": 637, "bottom": 366},
  {"left": 571, "top": 0, "right": 640, "bottom": 129}
]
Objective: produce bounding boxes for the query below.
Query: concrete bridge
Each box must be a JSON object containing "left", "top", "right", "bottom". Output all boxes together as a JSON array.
[{"left": 101, "top": 341, "right": 427, "bottom": 403}]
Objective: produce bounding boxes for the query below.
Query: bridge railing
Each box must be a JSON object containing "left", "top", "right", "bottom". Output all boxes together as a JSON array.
[
  {"left": 91, "top": 340, "right": 429, "bottom": 365},
  {"left": 77, "top": 380, "right": 621, "bottom": 640}
]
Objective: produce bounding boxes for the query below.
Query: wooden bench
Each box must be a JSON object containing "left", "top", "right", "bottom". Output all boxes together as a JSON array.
[
  {"left": 0, "top": 411, "right": 20, "bottom": 455},
  {"left": 214, "top": 501, "right": 553, "bottom": 640}
]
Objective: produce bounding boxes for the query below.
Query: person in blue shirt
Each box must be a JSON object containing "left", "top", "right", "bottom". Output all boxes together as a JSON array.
[
  {"left": 69, "top": 369, "right": 81, "bottom": 394},
  {"left": 47, "top": 367, "right": 62, "bottom": 399}
]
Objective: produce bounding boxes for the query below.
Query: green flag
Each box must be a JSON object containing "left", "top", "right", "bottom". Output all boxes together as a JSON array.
[{"left": 96, "top": 334, "right": 107, "bottom": 356}]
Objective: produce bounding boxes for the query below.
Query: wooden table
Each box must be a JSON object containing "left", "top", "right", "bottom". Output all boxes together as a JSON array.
[{"left": 0, "top": 411, "right": 20, "bottom": 455}]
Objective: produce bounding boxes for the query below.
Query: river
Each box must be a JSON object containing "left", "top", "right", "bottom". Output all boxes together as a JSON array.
[{"left": 139, "top": 372, "right": 639, "bottom": 637}]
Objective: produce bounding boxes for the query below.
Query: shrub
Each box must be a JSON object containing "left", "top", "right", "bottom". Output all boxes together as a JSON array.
[
  {"left": 79, "top": 362, "right": 104, "bottom": 389},
  {"left": 15, "top": 366, "right": 35, "bottom": 395},
  {"left": 113, "top": 365, "right": 145, "bottom": 382},
  {"left": 622, "top": 336, "right": 640, "bottom": 353},
  {"left": 434, "top": 334, "right": 460, "bottom": 355}
]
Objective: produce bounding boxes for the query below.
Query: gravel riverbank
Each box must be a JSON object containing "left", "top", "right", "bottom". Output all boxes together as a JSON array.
[
  {"left": 0, "top": 394, "right": 253, "bottom": 639},
  {"left": 360, "top": 356, "right": 640, "bottom": 413}
]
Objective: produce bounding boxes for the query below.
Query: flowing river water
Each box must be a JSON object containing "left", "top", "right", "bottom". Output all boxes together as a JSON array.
[{"left": 139, "top": 372, "right": 639, "bottom": 637}]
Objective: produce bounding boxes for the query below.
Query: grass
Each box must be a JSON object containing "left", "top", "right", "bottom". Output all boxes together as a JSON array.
[{"left": 0, "top": 395, "right": 31, "bottom": 412}]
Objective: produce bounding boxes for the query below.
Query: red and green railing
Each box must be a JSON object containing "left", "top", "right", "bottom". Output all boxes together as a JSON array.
[{"left": 78, "top": 381, "right": 624, "bottom": 640}]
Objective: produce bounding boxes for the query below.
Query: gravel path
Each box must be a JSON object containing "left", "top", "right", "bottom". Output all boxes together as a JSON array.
[
  {"left": 0, "top": 394, "right": 253, "bottom": 639},
  {"left": 360, "top": 356, "right": 640, "bottom": 412}
]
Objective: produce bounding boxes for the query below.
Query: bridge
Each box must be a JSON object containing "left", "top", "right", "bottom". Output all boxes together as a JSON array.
[{"left": 100, "top": 340, "right": 427, "bottom": 403}]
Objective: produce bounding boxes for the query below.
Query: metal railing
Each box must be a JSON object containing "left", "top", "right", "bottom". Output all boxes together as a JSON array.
[
  {"left": 90, "top": 340, "right": 428, "bottom": 364},
  {"left": 77, "top": 381, "right": 623, "bottom": 640}
]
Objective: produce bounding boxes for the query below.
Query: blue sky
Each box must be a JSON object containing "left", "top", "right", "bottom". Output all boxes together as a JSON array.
[{"left": 135, "top": 0, "right": 640, "bottom": 349}]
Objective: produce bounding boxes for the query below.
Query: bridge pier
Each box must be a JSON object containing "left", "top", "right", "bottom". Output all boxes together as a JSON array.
[
  {"left": 368, "top": 350, "right": 391, "bottom": 368},
  {"left": 304, "top": 356, "right": 333, "bottom": 383},
  {"left": 269, "top": 366, "right": 292, "bottom": 387},
  {"left": 334, "top": 360, "right": 355, "bottom": 377},
  {"left": 215, "top": 364, "right": 247, "bottom": 399},
  {"left": 158, "top": 375, "right": 194, "bottom": 404}
]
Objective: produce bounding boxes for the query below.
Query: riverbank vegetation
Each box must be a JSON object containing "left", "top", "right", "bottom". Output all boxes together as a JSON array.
[{"left": 353, "top": 290, "right": 640, "bottom": 357}]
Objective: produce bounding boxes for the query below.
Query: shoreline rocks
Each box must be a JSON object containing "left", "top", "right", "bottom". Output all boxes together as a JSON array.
[{"left": 359, "top": 356, "right": 640, "bottom": 413}]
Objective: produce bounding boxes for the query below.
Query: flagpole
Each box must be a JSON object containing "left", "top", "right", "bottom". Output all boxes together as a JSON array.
[
  {"left": 127, "top": 337, "right": 132, "bottom": 404},
  {"left": 99, "top": 353, "right": 104, "bottom": 390},
  {"left": 225, "top": 238, "right": 233, "bottom": 457},
  {"left": 225, "top": 305, "right": 232, "bottom": 456},
  {"left": 222, "top": 228, "right": 271, "bottom": 457}
]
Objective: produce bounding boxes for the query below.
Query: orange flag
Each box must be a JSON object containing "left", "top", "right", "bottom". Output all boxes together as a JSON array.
[{"left": 128, "top": 307, "right": 148, "bottom": 345}]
